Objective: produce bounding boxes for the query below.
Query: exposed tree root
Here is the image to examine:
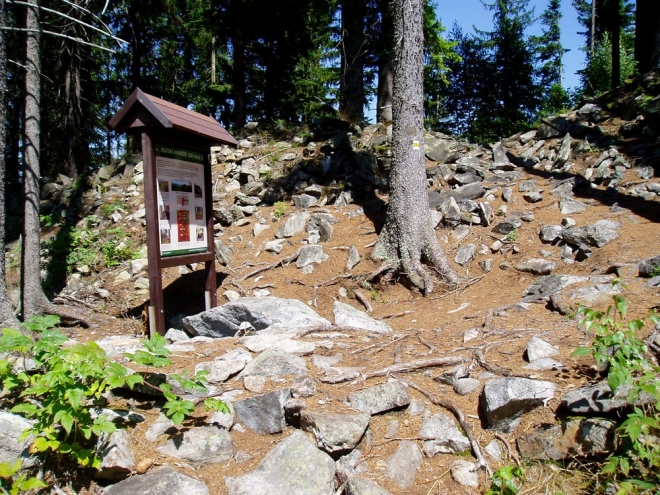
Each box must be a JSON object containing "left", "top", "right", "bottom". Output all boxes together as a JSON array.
[
  {"left": 354, "top": 290, "right": 373, "bottom": 313},
  {"left": 239, "top": 247, "right": 303, "bottom": 281},
  {"left": 474, "top": 349, "right": 532, "bottom": 379},
  {"left": 362, "top": 356, "right": 469, "bottom": 380},
  {"left": 395, "top": 375, "right": 492, "bottom": 476},
  {"left": 47, "top": 303, "right": 94, "bottom": 328}
]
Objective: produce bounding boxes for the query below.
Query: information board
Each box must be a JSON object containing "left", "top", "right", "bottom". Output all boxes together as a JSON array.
[{"left": 155, "top": 144, "right": 208, "bottom": 257}]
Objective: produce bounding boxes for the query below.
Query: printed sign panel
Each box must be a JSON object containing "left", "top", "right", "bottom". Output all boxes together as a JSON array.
[{"left": 155, "top": 144, "right": 208, "bottom": 257}]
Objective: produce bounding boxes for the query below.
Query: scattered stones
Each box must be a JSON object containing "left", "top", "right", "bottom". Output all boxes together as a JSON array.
[
  {"left": 420, "top": 413, "right": 470, "bottom": 455},
  {"left": 333, "top": 301, "right": 393, "bottom": 334},
  {"left": 104, "top": 467, "right": 210, "bottom": 495},
  {"left": 347, "top": 380, "right": 411, "bottom": 415},
  {"left": 450, "top": 460, "right": 479, "bottom": 487},
  {"left": 300, "top": 411, "right": 370, "bottom": 453},
  {"left": 384, "top": 440, "right": 422, "bottom": 488},
  {"left": 157, "top": 426, "right": 233, "bottom": 466},
  {"left": 233, "top": 388, "right": 291, "bottom": 434}
]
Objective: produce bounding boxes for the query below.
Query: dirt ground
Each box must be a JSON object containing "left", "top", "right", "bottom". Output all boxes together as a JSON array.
[{"left": 58, "top": 150, "right": 660, "bottom": 495}]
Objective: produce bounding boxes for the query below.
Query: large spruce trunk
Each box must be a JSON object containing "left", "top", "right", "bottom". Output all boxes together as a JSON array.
[
  {"left": 372, "top": 0, "right": 458, "bottom": 294},
  {"left": 22, "top": 0, "right": 50, "bottom": 319},
  {"left": 635, "top": 0, "right": 660, "bottom": 73},
  {"left": 338, "top": 0, "right": 365, "bottom": 124}
]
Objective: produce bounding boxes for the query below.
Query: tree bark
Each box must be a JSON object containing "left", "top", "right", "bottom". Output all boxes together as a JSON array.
[
  {"left": 609, "top": 0, "right": 620, "bottom": 89},
  {"left": 0, "top": 0, "right": 20, "bottom": 329},
  {"left": 372, "top": 0, "right": 459, "bottom": 294},
  {"left": 22, "top": 0, "right": 50, "bottom": 319},
  {"left": 635, "top": 0, "right": 660, "bottom": 73},
  {"left": 339, "top": 0, "right": 365, "bottom": 124},
  {"left": 231, "top": 20, "right": 246, "bottom": 128},
  {"left": 376, "top": 0, "right": 394, "bottom": 123}
]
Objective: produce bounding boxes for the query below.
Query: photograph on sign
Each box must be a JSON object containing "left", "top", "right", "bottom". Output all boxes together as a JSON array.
[{"left": 155, "top": 144, "right": 208, "bottom": 257}]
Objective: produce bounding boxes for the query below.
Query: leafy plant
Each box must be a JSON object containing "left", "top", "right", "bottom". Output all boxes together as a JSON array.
[
  {"left": 0, "top": 316, "right": 141, "bottom": 469},
  {"left": 100, "top": 229, "right": 139, "bottom": 268},
  {"left": 486, "top": 465, "right": 525, "bottom": 495},
  {"left": 572, "top": 285, "right": 660, "bottom": 494},
  {"left": 39, "top": 212, "right": 61, "bottom": 227},
  {"left": 505, "top": 229, "right": 518, "bottom": 242},
  {"left": 0, "top": 460, "right": 47, "bottom": 495},
  {"left": 100, "top": 199, "right": 123, "bottom": 217},
  {"left": 124, "top": 334, "right": 229, "bottom": 425},
  {"left": 273, "top": 201, "right": 288, "bottom": 218},
  {"left": 649, "top": 264, "right": 660, "bottom": 278}
]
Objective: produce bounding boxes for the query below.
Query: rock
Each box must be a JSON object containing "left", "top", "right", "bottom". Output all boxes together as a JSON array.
[
  {"left": 96, "top": 430, "right": 135, "bottom": 482},
  {"left": 384, "top": 440, "right": 422, "bottom": 488},
  {"left": 239, "top": 334, "right": 316, "bottom": 355},
  {"left": 437, "top": 197, "right": 461, "bottom": 228},
  {"left": 540, "top": 225, "right": 563, "bottom": 243},
  {"left": 454, "top": 378, "right": 481, "bottom": 396},
  {"left": 492, "top": 217, "right": 522, "bottom": 234},
  {"left": 639, "top": 255, "right": 660, "bottom": 277},
  {"left": 347, "top": 380, "right": 410, "bottom": 415},
  {"left": 345, "top": 477, "right": 393, "bottom": 495},
  {"left": 293, "top": 194, "right": 318, "bottom": 209},
  {"left": 522, "top": 274, "right": 582, "bottom": 302},
  {"left": 157, "top": 426, "right": 232, "bottom": 466},
  {"left": 300, "top": 411, "right": 370, "bottom": 454},
  {"left": 145, "top": 414, "right": 176, "bottom": 441},
  {"left": 454, "top": 244, "right": 476, "bottom": 266},
  {"left": 214, "top": 239, "right": 232, "bottom": 266},
  {"left": 296, "top": 245, "right": 329, "bottom": 268},
  {"left": 290, "top": 376, "right": 316, "bottom": 398},
  {"left": 523, "top": 358, "right": 564, "bottom": 370},
  {"left": 525, "top": 336, "right": 559, "bottom": 361},
  {"left": 225, "top": 430, "right": 335, "bottom": 495},
  {"left": 238, "top": 349, "right": 308, "bottom": 380},
  {"left": 233, "top": 388, "right": 291, "bottom": 434},
  {"left": 252, "top": 223, "right": 270, "bottom": 237},
  {"left": 420, "top": 413, "right": 470, "bottom": 456},
  {"left": 523, "top": 191, "right": 543, "bottom": 203},
  {"left": 485, "top": 440, "right": 503, "bottom": 460},
  {"left": 274, "top": 212, "right": 310, "bottom": 238},
  {"left": 104, "top": 467, "right": 210, "bottom": 495},
  {"left": 516, "top": 258, "right": 556, "bottom": 275},
  {"left": 492, "top": 146, "right": 514, "bottom": 170},
  {"left": 333, "top": 301, "right": 393, "bottom": 334},
  {"left": 554, "top": 133, "right": 572, "bottom": 169},
  {"left": 517, "top": 418, "right": 616, "bottom": 460},
  {"left": 560, "top": 381, "right": 648, "bottom": 415},
  {"left": 559, "top": 198, "right": 587, "bottom": 214},
  {"left": 346, "top": 245, "right": 360, "bottom": 270},
  {"left": 183, "top": 297, "right": 331, "bottom": 337},
  {"left": 451, "top": 460, "right": 479, "bottom": 487},
  {"left": 480, "top": 377, "right": 557, "bottom": 432},
  {"left": 195, "top": 348, "right": 252, "bottom": 383},
  {"left": 336, "top": 449, "right": 369, "bottom": 484},
  {"left": 164, "top": 328, "right": 190, "bottom": 343},
  {"left": 0, "top": 412, "right": 35, "bottom": 467}
]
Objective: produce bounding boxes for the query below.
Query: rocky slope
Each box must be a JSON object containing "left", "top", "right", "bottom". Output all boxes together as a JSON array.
[{"left": 2, "top": 73, "right": 660, "bottom": 495}]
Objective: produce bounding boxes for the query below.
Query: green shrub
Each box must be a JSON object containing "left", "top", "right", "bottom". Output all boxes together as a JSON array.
[{"left": 572, "top": 284, "right": 660, "bottom": 494}]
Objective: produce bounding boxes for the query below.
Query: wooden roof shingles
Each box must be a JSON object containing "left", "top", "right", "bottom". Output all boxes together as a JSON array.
[{"left": 108, "top": 88, "right": 237, "bottom": 146}]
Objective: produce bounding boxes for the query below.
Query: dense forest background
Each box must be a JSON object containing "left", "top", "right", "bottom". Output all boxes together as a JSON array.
[{"left": 0, "top": 0, "right": 656, "bottom": 185}]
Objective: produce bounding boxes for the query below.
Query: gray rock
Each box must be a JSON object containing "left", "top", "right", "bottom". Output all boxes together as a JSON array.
[
  {"left": 319, "top": 367, "right": 362, "bottom": 383},
  {"left": 104, "top": 467, "right": 210, "bottom": 495},
  {"left": 274, "top": 212, "right": 310, "bottom": 238},
  {"left": 485, "top": 440, "right": 503, "bottom": 460},
  {"left": 264, "top": 239, "right": 285, "bottom": 254},
  {"left": 517, "top": 418, "right": 616, "bottom": 460},
  {"left": 437, "top": 197, "right": 461, "bottom": 228},
  {"left": 233, "top": 388, "right": 291, "bottom": 434},
  {"left": 481, "top": 377, "right": 557, "bottom": 432},
  {"left": 525, "top": 336, "right": 559, "bottom": 362},
  {"left": 492, "top": 217, "right": 522, "bottom": 234},
  {"left": 554, "top": 133, "right": 572, "bottom": 169},
  {"left": 225, "top": 430, "right": 335, "bottom": 495},
  {"left": 291, "top": 376, "right": 316, "bottom": 398},
  {"left": 516, "top": 259, "right": 556, "bottom": 275},
  {"left": 520, "top": 130, "right": 537, "bottom": 143},
  {"left": 420, "top": 413, "right": 470, "bottom": 456},
  {"left": 454, "top": 378, "right": 481, "bottom": 395},
  {"left": 384, "top": 440, "right": 422, "bottom": 488},
  {"left": 301, "top": 411, "right": 370, "bottom": 453},
  {"left": 345, "top": 477, "right": 393, "bottom": 495},
  {"left": 0, "top": 412, "right": 35, "bottom": 467},
  {"left": 559, "top": 198, "right": 587, "bottom": 214},
  {"left": 455, "top": 244, "right": 476, "bottom": 266},
  {"left": 519, "top": 180, "right": 537, "bottom": 192},
  {"left": 183, "top": 297, "right": 331, "bottom": 337},
  {"left": 157, "top": 426, "right": 232, "bottom": 466},
  {"left": 347, "top": 380, "right": 410, "bottom": 415},
  {"left": 347, "top": 245, "right": 361, "bottom": 270},
  {"left": 239, "top": 334, "right": 316, "bottom": 355},
  {"left": 195, "top": 348, "right": 252, "bottom": 383},
  {"left": 639, "top": 255, "right": 660, "bottom": 277},
  {"left": 145, "top": 414, "right": 176, "bottom": 441},
  {"left": 523, "top": 358, "right": 564, "bottom": 370},
  {"left": 336, "top": 450, "right": 369, "bottom": 484},
  {"left": 522, "top": 274, "right": 582, "bottom": 302},
  {"left": 296, "top": 245, "right": 329, "bottom": 268},
  {"left": 96, "top": 430, "right": 135, "bottom": 482},
  {"left": 523, "top": 191, "right": 543, "bottom": 203},
  {"left": 492, "top": 146, "right": 514, "bottom": 170},
  {"left": 238, "top": 349, "right": 308, "bottom": 380},
  {"left": 164, "top": 328, "right": 191, "bottom": 343},
  {"left": 214, "top": 239, "right": 232, "bottom": 266},
  {"left": 333, "top": 301, "right": 393, "bottom": 334},
  {"left": 293, "top": 194, "right": 318, "bottom": 209},
  {"left": 502, "top": 187, "right": 513, "bottom": 202},
  {"left": 560, "top": 381, "right": 645, "bottom": 415},
  {"left": 451, "top": 460, "right": 479, "bottom": 487},
  {"left": 540, "top": 225, "right": 563, "bottom": 243},
  {"left": 424, "top": 135, "right": 460, "bottom": 162}
]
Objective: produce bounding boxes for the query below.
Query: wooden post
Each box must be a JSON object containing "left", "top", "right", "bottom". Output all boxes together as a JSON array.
[
  {"left": 143, "top": 132, "right": 166, "bottom": 336},
  {"left": 204, "top": 152, "right": 217, "bottom": 310}
]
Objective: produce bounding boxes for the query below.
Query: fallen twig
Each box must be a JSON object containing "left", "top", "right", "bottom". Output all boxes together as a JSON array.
[
  {"left": 351, "top": 334, "right": 409, "bottom": 355},
  {"left": 362, "top": 356, "right": 469, "bottom": 380},
  {"left": 429, "top": 275, "right": 484, "bottom": 300},
  {"left": 494, "top": 432, "right": 521, "bottom": 468},
  {"left": 394, "top": 375, "right": 492, "bottom": 476},
  {"left": 474, "top": 349, "right": 532, "bottom": 378},
  {"left": 239, "top": 247, "right": 303, "bottom": 281},
  {"left": 354, "top": 290, "right": 373, "bottom": 313},
  {"left": 380, "top": 309, "right": 412, "bottom": 320},
  {"left": 417, "top": 332, "right": 438, "bottom": 354}
]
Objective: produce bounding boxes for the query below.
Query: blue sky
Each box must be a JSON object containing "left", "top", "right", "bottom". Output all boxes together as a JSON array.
[{"left": 435, "top": 0, "right": 586, "bottom": 90}]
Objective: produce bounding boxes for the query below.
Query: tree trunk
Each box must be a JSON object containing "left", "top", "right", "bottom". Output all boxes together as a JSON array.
[
  {"left": 376, "top": 0, "right": 394, "bottom": 123},
  {"left": 65, "top": 41, "right": 84, "bottom": 179},
  {"left": 339, "top": 0, "right": 365, "bottom": 124},
  {"left": 609, "top": 0, "right": 620, "bottom": 89},
  {"left": 372, "top": 0, "right": 459, "bottom": 294},
  {"left": 22, "top": 0, "right": 50, "bottom": 319},
  {"left": 231, "top": 23, "right": 246, "bottom": 128},
  {"left": 635, "top": 0, "right": 660, "bottom": 73},
  {"left": 0, "top": 0, "right": 20, "bottom": 328}
]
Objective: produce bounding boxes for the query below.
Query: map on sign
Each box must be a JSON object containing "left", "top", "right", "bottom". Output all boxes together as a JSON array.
[{"left": 155, "top": 144, "right": 208, "bottom": 257}]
